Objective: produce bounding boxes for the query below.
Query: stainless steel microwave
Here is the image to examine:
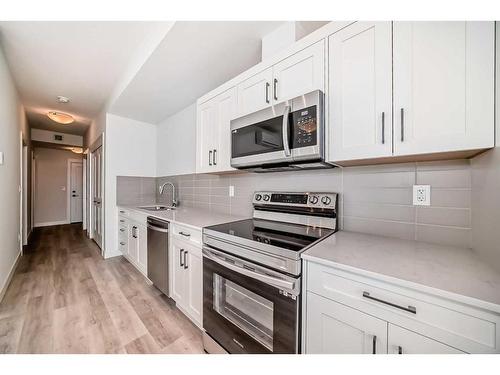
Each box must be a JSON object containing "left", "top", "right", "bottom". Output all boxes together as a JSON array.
[{"left": 230, "top": 90, "right": 332, "bottom": 172}]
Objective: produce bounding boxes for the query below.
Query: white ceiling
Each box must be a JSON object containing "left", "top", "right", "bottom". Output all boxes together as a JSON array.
[
  {"left": 0, "top": 21, "right": 171, "bottom": 135},
  {"left": 109, "top": 21, "right": 289, "bottom": 124}
]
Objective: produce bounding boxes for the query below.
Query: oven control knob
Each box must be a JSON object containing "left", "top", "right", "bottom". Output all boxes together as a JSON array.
[
  {"left": 263, "top": 194, "right": 270, "bottom": 201},
  {"left": 255, "top": 194, "right": 262, "bottom": 201},
  {"left": 309, "top": 195, "right": 319, "bottom": 205},
  {"left": 321, "top": 196, "right": 332, "bottom": 205}
]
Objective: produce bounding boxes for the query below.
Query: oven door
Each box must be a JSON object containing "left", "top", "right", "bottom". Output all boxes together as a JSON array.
[
  {"left": 230, "top": 102, "right": 292, "bottom": 168},
  {"left": 202, "top": 246, "right": 300, "bottom": 354}
]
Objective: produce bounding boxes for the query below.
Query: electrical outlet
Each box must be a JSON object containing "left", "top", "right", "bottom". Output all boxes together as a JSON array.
[
  {"left": 229, "top": 185, "right": 235, "bottom": 197},
  {"left": 413, "top": 185, "right": 431, "bottom": 206}
]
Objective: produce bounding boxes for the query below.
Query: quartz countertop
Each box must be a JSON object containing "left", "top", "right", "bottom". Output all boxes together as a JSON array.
[
  {"left": 118, "top": 205, "right": 245, "bottom": 231},
  {"left": 302, "top": 231, "right": 500, "bottom": 311}
]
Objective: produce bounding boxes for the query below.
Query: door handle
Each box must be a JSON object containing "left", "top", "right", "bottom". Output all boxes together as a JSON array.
[
  {"left": 208, "top": 150, "right": 212, "bottom": 166},
  {"left": 400, "top": 108, "right": 405, "bottom": 142},
  {"left": 381, "top": 112, "right": 385, "bottom": 144},
  {"left": 265, "top": 82, "right": 270, "bottom": 104},
  {"left": 273, "top": 78, "right": 278, "bottom": 101},
  {"left": 183, "top": 251, "right": 188, "bottom": 269},
  {"left": 180, "top": 249, "right": 184, "bottom": 267},
  {"left": 282, "top": 105, "right": 291, "bottom": 157}
]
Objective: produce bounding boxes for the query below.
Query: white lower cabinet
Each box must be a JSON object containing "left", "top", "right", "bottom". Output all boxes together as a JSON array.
[
  {"left": 117, "top": 209, "right": 148, "bottom": 276},
  {"left": 388, "top": 325, "right": 464, "bottom": 354},
  {"left": 170, "top": 235, "right": 203, "bottom": 328},
  {"left": 303, "top": 261, "right": 500, "bottom": 354},
  {"left": 306, "top": 292, "right": 387, "bottom": 354}
]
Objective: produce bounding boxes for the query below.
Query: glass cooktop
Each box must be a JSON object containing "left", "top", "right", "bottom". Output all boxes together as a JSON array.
[{"left": 205, "top": 218, "right": 334, "bottom": 252}]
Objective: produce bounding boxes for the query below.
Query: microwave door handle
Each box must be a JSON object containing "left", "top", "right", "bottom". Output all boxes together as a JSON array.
[{"left": 282, "top": 105, "right": 291, "bottom": 157}]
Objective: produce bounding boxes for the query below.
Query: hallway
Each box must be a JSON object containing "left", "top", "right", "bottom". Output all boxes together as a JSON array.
[{"left": 0, "top": 224, "right": 203, "bottom": 354}]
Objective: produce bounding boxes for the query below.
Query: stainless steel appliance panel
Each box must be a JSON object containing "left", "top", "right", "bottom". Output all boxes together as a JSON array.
[{"left": 147, "top": 217, "right": 169, "bottom": 295}]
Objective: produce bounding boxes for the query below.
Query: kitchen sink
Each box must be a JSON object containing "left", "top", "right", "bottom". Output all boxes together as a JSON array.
[{"left": 138, "top": 205, "right": 175, "bottom": 211}]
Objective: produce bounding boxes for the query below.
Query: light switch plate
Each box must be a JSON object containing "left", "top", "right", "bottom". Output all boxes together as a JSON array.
[
  {"left": 413, "top": 185, "right": 431, "bottom": 206},
  {"left": 0, "top": 151, "right": 4, "bottom": 165}
]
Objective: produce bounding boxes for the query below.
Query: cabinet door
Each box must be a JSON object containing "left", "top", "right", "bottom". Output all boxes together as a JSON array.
[
  {"left": 137, "top": 224, "right": 147, "bottom": 274},
  {"left": 213, "top": 87, "right": 237, "bottom": 172},
  {"left": 185, "top": 247, "right": 203, "bottom": 327},
  {"left": 306, "top": 292, "right": 387, "bottom": 354},
  {"left": 272, "top": 40, "right": 325, "bottom": 103},
  {"left": 171, "top": 239, "right": 186, "bottom": 308},
  {"left": 388, "top": 324, "right": 465, "bottom": 354},
  {"left": 236, "top": 67, "right": 272, "bottom": 117},
  {"left": 329, "top": 22, "right": 393, "bottom": 162},
  {"left": 393, "top": 21, "right": 494, "bottom": 156},
  {"left": 196, "top": 99, "right": 217, "bottom": 173},
  {"left": 128, "top": 225, "right": 139, "bottom": 263}
]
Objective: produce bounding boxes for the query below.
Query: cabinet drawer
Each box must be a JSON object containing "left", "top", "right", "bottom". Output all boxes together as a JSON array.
[
  {"left": 172, "top": 223, "right": 202, "bottom": 246},
  {"left": 307, "top": 262, "right": 500, "bottom": 353}
]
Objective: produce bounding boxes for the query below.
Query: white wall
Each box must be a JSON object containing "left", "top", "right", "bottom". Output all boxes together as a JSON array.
[
  {"left": 156, "top": 103, "right": 196, "bottom": 177},
  {"left": 33, "top": 148, "right": 82, "bottom": 226},
  {"left": 31, "top": 128, "right": 83, "bottom": 147},
  {"left": 470, "top": 22, "right": 500, "bottom": 272},
  {"left": 0, "top": 44, "right": 28, "bottom": 297},
  {"left": 104, "top": 113, "right": 157, "bottom": 258},
  {"left": 84, "top": 108, "right": 106, "bottom": 149}
]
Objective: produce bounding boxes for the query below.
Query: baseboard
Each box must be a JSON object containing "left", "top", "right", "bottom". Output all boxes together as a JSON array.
[
  {"left": 34, "top": 220, "right": 69, "bottom": 228},
  {"left": 0, "top": 251, "right": 21, "bottom": 304}
]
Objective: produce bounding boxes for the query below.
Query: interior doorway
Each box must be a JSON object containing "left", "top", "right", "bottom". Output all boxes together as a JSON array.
[{"left": 68, "top": 159, "right": 83, "bottom": 223}]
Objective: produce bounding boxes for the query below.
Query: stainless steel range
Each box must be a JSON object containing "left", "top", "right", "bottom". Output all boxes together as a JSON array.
[{"left": 202, "top": 191, "right": 338, "bottom": 354}]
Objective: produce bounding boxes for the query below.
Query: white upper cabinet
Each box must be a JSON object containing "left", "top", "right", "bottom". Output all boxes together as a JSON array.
[
  {"left": 393, "top": 21, "right": 495, "bottom": 156},
  {"left": 237, "top": 68, "right": 273, "bottom": 117},
  {"left": 196, "top": 87, "right": 237, "bottom": 173},
  {"left": 329, "top": 22, "right": 393, "bottom": 162},
  {"left": 272, "top": 40, "right": 325, "bottom": 103}
]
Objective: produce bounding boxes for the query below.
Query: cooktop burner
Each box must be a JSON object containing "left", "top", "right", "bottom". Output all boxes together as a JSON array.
[{"left": 205, "top": 218, "right": 334, "bottom": 252}]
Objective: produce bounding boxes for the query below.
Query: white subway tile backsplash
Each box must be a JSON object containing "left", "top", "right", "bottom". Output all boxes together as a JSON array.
[
  {"left": 416, "top": 207, "right": 471, "bottom": 228},
  {"left": 343, "top": 217, "right": 416, "bottom": 241},
  {"left": 416, "top": 224, "right": 471, "bottom": 248}
]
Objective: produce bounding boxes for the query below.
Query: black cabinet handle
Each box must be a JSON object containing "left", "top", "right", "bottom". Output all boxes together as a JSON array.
[
  {"left": 213, "top": 149, "right": 217, "bottom": 165},
  {"left": 372, "top": 335, "right": 377, "bottom": 354},
  {"left": 381, "top": 112, "right": 385, "bottom": 144},
  {"left": 265, "top": 82, "right": 270, "bottom": 103},
  {"left": 398, "top": 346, "right": 403, "bottom": 354},
  {"left": 363, "top": 291, "right": 417, "bottom": 314},
  {"left": 209, "top": 150, "right": 212, "bottom": 166},
  {"left": 183, "top": 251, "right": 188, "bottom": 269},
  {"left": 179, "top": 231, "right": 191, "bottom": 238},
  {"left": 273, "top": 78, "right": 278, "bottom": 100},
  {"left": 180, "top": 249, "right": 184, "bottom": 267},
  {"left": 400, "top": 108, "right": 405, "bottom": 142}
]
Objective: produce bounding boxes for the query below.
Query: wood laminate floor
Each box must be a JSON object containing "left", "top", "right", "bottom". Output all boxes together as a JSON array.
[{"left": 0, "top": 224, "right": 204, "bottom": 354}]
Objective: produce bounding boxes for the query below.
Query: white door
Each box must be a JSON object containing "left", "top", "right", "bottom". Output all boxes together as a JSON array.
[
  {"left": 91, "top": 146, "right": 103, "bottom": 248},
  {"left": 22, "top": 145, "right": 28, "bottom": 245},
  {"left": 171, "top": 240, "right": 186, "bottom": 307},
  {"left": 236, "top": 67, "right": 272, "bottom": 117},
  {"left": 196, "top": 98, "right": 217, "bottom": 173},
  {"left": 272, "top": 40, "right": 325, "bottom": 103},
  {"left": 329, "top": 22, "right": 393, "bottom": 162},
  {"left": 69, "top": 161, "right": 83, "bottom": 223},
  {"left": 388, "top": 324, "right": 465, "bottom": 354},
  {"left": 185, "top": 247, "right": 202, "bottom": 326},
  {"left": 306, "top": 292, "right": 388, "bottom": 354},
  {"left": 393, "top": 21, "right": 495, "bottom": 156},
  {"left": 214, "top": 87, "right": 237, "bottom": 172}
]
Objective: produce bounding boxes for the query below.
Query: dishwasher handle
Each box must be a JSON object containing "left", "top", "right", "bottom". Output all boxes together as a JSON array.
[{"left": 147, "top": 224, "right": 169, "bottom": 233}]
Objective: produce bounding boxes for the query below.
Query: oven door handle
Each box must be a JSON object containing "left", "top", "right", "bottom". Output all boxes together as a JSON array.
[
  {"left": 203, "top": 247, "right": 297, "bottom": 294},
  {"left": 282, "top": 105, "right": 291, "bottom": 157}
]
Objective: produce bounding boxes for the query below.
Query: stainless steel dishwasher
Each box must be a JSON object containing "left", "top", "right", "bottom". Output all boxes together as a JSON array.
[{"left": 147, "top": 217, "right": 169, "bottom": 295}]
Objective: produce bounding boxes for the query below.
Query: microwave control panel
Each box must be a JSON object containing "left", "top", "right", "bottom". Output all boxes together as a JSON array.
[{"left": 291, "top": 105, "right": 317, "bottom": 148}]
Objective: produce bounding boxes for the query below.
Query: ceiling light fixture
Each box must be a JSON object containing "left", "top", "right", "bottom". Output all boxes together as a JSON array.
[
  {"left": 57, "top": 96, "right": 70, "bottom": 103},
  {"left": 71, "top": 147, "right": 83, "bottom": 154},
  {"left": 47, "top": 111, "right": 74, "bottom": 124}
]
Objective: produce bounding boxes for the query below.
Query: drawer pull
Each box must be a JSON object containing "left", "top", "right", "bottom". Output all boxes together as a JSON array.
[
  {"left": 120, "top": 228, "right": 125, "bottom": 232},
  {"left": 120, "top": 242, "right": 125, "bottom": 246},
  {"left": 398, "top": 346, "right": 403, "bottom": 354},
  {"left": 179, "top": 231, "right": 191, "bottom": 238},
  {"left": 120, "top": 219, "right": 125, "bottom": 223},
  {"left": 120, "top": 210, "right": 125, "bottom": 214},
  {"left": 362, "top": 291, "right": 417, "bottom": 314}
]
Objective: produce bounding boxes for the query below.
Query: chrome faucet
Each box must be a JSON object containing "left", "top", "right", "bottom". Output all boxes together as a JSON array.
[{"left": 158, "top": 182, "right": 178, "bottom": 207}]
